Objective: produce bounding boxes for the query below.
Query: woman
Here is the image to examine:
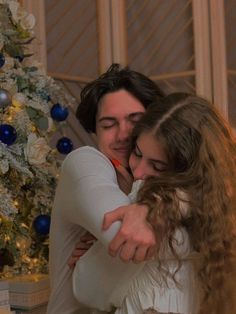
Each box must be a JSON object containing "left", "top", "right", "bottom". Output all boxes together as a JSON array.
[
  {"left": 128, "top": 92, "right": 236, "bottom": 314},
  {"left": 73, "top": 93, "right": 236, "bottom": 314}
]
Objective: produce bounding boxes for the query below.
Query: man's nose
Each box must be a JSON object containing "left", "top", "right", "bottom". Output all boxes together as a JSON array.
[{"left": 117, "top": 122, "right": 132, "bottom": 142}]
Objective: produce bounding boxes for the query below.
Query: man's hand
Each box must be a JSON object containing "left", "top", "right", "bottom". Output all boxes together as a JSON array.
[
  {"left": 102, "top": 204, "right": 157, "bottom": 263},
  {"left": 68, "top": 232, "right": 96, "bottom": 268}
]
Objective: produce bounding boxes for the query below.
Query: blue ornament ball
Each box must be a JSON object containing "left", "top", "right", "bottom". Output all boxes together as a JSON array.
[
  {"left": 33, "top": 215, "right": 51, "bottom": 236},
  {"left": 56, "top": 137, "right": 73, "bottom": 154},
  {"left": 0, "top": 124, "right": 17, "bottom": 145},
  {"left": 0, "top": 88, "right": 12, "bottom": 109},
  {"left": 50, "top": 103, "right": 69, "bottom": 121},
  {"left": 0, "top": 53, "right": 5, "bottom": 68}
]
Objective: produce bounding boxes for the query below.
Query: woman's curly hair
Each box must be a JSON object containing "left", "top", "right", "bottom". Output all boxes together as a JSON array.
[{"left": 132, "top": 93, "right": 236, "bottom": 314}]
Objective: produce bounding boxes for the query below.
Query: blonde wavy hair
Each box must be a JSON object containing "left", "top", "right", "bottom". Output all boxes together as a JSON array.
[{"left": 133, "top": 93, "right": 236, "bottom": 314}]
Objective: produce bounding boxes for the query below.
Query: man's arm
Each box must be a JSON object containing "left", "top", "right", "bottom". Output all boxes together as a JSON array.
[
  {"left": 59, "top": 147, "right": 129, "bottom": 246},
  {"left": 61, "top": 147, "right": 156, "bottom": 260}
]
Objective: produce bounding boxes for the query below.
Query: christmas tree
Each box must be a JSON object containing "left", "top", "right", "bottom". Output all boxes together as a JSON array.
[{"left": 0, "top": 0, "right": 75, "bottom": 277}]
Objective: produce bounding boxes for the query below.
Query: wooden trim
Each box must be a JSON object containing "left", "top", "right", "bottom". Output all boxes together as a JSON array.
[
  {"left": 110, "top": 0, "right": 128, "bottom": 66},
  {"left": 228, "top": 70, "right": 236, "bottom": 76},
  {"left": 96, "top": 0, "right": 113, "bottom": 73},
  {"left": 48, "top": 72, "right": 92, "bottom": 84},
  {"left": 22, "top": 0, "right": 47, "bottom": 70},
  {"left": 209, "top": 0, "right": 228, "bottom": 118},
  {"left": 192, "top": 0, "right": 212, "bottom": 100},
  {"left": 150, "top": 70, "right": 195, "bottom": 81}
]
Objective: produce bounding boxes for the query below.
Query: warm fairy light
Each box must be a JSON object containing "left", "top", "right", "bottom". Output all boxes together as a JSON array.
[
  {"left": 6, "top": 116, "right": 13, "bottom": 122},
  {"left": 5, "top": 235, "right": 10, "bottom": 242},
  {"left": 22, "top": 255, "right": 31, "bottom": 263},
  {"left": 31, "top": 125, "right": 36, "bottom": 132},
  {"left": 12, "top": 99, "right": 22, "bottom": 108},
  {"left": 20, "top": 223, "right": 28, "bottom": 229},
  {"left": 16, "top": 240, "right": 21, "bottom": 249},
  {"left": 14, "top": 200, "right": 19, "bottom": 207}
]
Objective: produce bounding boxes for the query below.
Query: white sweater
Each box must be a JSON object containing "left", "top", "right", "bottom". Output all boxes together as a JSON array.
[
  {"left": 48, "top": 146, "right": 199, "bottom": 314},
  {"left": 47, "top": 146, "right": 143, "bottom": 314}
]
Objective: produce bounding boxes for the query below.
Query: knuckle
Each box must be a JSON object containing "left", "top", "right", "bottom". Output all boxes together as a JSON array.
[
  {"left": 120, "top": 255, "right": 130, "bottom": 263},
  {"left": 119, "top": 229, "right": 130, "bottom": 239}
]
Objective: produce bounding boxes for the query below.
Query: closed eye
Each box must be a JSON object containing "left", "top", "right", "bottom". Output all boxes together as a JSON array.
[
  {"left": 98, "top": 118, "right": 116, "bottom": 129},
  {"left": 128, "top": 113, "right": 144, "bottom": 124},
  {"left": 152, "top": 163, "right": 167, "bottom": 172},
  {"left": 133, "top": 144, "right": 142, "bottom": 158}
]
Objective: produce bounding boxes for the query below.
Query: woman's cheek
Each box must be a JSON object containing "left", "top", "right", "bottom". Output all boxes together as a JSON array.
[{"left": 128, "top": 153, "right": 136, "bottom": 175}]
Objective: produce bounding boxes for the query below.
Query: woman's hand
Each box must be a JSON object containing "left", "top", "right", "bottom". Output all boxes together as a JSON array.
[
  {"left": 68, "top": 231, "right": 97, "bottom": 268},
  {"left": 103, "top": 203, "right": 158, "bottom": 263}
]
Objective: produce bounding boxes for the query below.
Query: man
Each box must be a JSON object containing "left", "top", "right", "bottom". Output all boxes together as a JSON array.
[
  {"left": 47, "top": 64, "right": 165, "bottom": 314},
  {"left": 76, "top": 64, "right": 165, "bottom": 262}
]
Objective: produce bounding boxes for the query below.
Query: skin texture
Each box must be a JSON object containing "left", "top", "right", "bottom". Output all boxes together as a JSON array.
[
  {"left": 96, "top": 89, "right": 145, "bottom": 168},
  {"left": 69, "top": 130, "right": 168, "bottom": 264},
  {"left": 129, "top": 132, "right": 168, "bottom": 180},
  {"left": 103, "top": 132, "right": 168, "bottom": 261},
  {"left": 68, "top": 90, "right": 157, "bottom": 266}
]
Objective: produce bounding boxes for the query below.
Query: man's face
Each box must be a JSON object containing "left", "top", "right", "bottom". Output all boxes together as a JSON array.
[{"left": 96, "top": 89, "right": 145, "bottom": 167}]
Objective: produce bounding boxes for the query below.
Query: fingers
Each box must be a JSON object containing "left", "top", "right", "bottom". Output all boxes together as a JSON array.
[
  {"left": 146, "top": 246, "right": 156, "bottom": 260},
  {"left": 67, "top": 248, "right": 88, "bottom": 268},
  {"left": 68, "top": 240, "right": 94, "bottom": 268},
  {"left": 118, "top": 242, "right": 137, "bottom": 263},
  {"left": 68, "top": 256, "right": 77, "bottom": 269},
  {"left": 132, "top": 246, "right": 148, "bottom": 263},
  {"left": 108, "top": 224, "right": 157, "bottom": 262},
  {"left": 75, "top": 242, "right": 93, "bottom": 251},
  {"left": 108, "top": 233, "right": 125, "bottom": 257},
  {"left": 102, "top": 207, "right": 124, "bottom": 230},
  {"left": 109, "top": 241, "right": 154, "bottom": 263},
  {"left": 80, "top": 233, "right": 96, "bottom": 243}
]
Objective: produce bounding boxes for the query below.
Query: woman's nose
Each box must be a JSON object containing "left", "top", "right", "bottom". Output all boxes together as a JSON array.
[{"left": 132, "top": 161, "right": 147, "bottom": 180}]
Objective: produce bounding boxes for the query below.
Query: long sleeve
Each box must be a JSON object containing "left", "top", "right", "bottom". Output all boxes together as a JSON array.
[
  {"left": 56, "top": 146, "right": 130, "bottom": 246},
  {"left": 53, "top": 147, "right": 145, "bottom": 311}
]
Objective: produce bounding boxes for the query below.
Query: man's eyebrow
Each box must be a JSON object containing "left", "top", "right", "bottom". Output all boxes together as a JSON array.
[
  {"left": 128, "top": 112, "right": 145, "bottom": 118},
  {"left": 97, "top": 117, "right": 116, "bottom": 123}
]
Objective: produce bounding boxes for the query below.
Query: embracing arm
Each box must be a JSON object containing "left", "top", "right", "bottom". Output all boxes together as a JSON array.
[
  {"left": 56, "top": 148, "right": 154, "bottom": 310},
  {"left": 60, "top": 147, "right": 156, "bottom": 258},
  {"left": 57, "top": 147, "right": 130, "bottom": 246}
]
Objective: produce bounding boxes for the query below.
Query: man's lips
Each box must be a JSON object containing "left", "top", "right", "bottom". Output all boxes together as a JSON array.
[{"left": 114, "top": 147, "right": 129, "bottom": 153}]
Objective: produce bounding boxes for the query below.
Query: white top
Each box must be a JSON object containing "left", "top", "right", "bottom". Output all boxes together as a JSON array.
[
  {"left": 47, "top": 146, "right": 143, "bottom": 314},
  {"left": 73, "top": 176, "right": 200, "bottom": 313}
]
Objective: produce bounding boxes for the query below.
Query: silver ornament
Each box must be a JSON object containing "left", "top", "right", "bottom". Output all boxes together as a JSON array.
[{"left": 0, "top": 88, "right": 12, "bottom": 108}]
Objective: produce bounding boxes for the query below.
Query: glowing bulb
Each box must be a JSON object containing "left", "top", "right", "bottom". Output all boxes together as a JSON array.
[
  {"left": 20, "top": 223, "right": 28, "bottom": 229},
  {"left": 5, "top": 235, "right": 10, "bottom": 242},
  {"left": 6, "top": 116, "right": 13, "bottom": 122},
  {"left": 12, "top": 99, "right": 22, "bottom": 108}
]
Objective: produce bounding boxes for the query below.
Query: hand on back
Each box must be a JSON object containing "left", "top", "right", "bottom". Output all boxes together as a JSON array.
[{"left": 68, "top": 232, "right": 97, "bottom": 268}]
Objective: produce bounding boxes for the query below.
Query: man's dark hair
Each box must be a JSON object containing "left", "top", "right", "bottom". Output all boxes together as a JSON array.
[{"left": 76, "top": 63, "right": 165, "bottom": 133}]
